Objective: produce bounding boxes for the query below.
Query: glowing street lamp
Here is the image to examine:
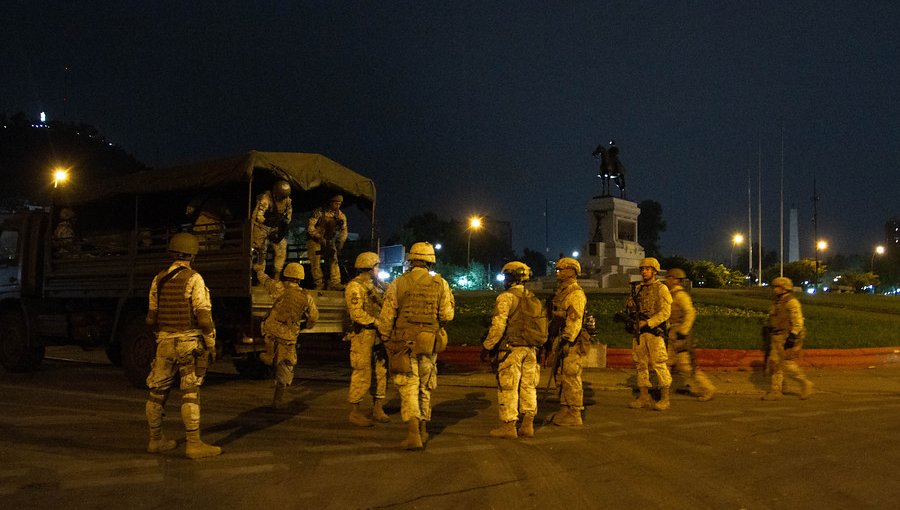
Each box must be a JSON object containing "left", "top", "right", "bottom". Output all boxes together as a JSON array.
[
  {"left": 814, "top": 239, "right": 828, "bottom": 291},
  {"left": 466, "top": 216, "right": 483, "bottom": 267},
  {"left": 871, "top": 245, "right": 885, "bottom": 272},
  {"left": 52, "top": 167, "right": 70, "bottom": 188},
  {"left": 731, "top": 233, "right": 744, "bottom": 267}
]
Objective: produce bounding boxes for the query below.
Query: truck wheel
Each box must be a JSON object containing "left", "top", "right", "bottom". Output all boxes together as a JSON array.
[
  {"left": 0, "top": 310, "right": 44, "bottom": 372},
  {"left": 232, "top": 353, "right": 273, "bottom": 380},
  {"left": 120, "top": 314, "right": 155, "bottom": 388},
  {"left": 105, "top": 343, "right": 123, "bottom": 366}
]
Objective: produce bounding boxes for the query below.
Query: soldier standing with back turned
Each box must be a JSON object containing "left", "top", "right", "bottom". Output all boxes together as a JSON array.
[
  {"left": 378, "top": 242, "right": 454, "bottom": 450},
  {"left": 763, "top": 276, "right": 813, "bottom": 400},
  {"left": 627, "top": 257, "right": 673, "bottom": 411},
  {"left": 144, "top": 232, "right": 221, "bottom": 459},
  {"left": 345, "top": 252, "right": 391, "bottom": 427}
]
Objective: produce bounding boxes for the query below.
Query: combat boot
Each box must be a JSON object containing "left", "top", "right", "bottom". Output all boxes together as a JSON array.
[
  {"left": 371, "top": 398, "right": 391, "bottom": 423},
  {"left": 272, "top": 383, "right": 285, "bottom": 410},
  {"left": 490, "top": 420, "right": 518, "bottom": 439},
  {"left": 517, "top": 414, "right": 535, "bottom": 438},
  {"left": 762, "top": 390, "right": 783, "bottom": 401},
  {"left": 349, "top": 403, "right": 374, "bottom": 427},
  {"left": 800, "top": 380, "right": 814, "bottom": 400},
  {"left": 182, "top": 403, "right": 221, "bottom": 460},
  {"left": 400, "top": 418, "right": 423, "bottom": 450},
  {"left": 419, "top": 419, "right": 429, "bottom": 444},
  {"left": 629, "top": 387, "right": 653, "bottom": 409},
  {"left": 145, "top": 400, "right": 176, "bottom": 453},
  {"left": 697, "top": 388, "right": 716, "bottom": 402},
  {"left": 653, "top": 388, "right": 671, "bottom": 411},
  {"left": 694, "top": 371, "right": 717, "bottom": 402},
  {"left": 553, "top": 406, "right": 583, "bottom": 427}
]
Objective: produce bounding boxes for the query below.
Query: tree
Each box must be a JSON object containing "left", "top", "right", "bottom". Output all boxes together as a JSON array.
[
  {"left": 836, "top": 272, "right": 879, "bottom": 292},
  {"left": 762, "top": 259, "right": 820, "bottom": 288},
  {"left": 521, "top": 248, "right": 548, "bottom": 277},
  {"left": 637, "top": 199, "right": 666, "bottom": 258}
]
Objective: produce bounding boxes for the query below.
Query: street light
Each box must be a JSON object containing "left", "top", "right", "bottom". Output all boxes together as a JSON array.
[
  {"left": 731, "top": 233, "right": 744, "bottom": 267},
  {"left": 814, "top": 239, "right": 828, "bottom": 291},
  {"left": 466, "top": 216, "right": 482, "bottom": 267},
  {"left": 871, "top": 245, "right": 885, "bottom": 272},
  {"left": 52, "top": 168, "right": 70, "bottom": 188}
]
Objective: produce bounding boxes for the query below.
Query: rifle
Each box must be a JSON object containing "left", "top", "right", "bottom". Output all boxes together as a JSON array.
[{"left": 539, "top": 336, "right": 569, "bottom": 406}]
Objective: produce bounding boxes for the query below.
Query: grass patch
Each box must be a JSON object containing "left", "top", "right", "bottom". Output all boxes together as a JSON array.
[{"left": 446, "top": 288, "right": 900, "bottom": 350}]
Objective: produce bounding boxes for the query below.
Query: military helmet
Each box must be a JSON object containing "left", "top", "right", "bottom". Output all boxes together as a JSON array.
[
  {"left": 283, "top": 262, "right": 304, "bottom": 280},
  {"left": 355, "top": 251, "right": 380, "bottom": 269},
  {"left": 668, "top": 268, "right": 687, "bottom": 279},
  {"left": 272, "top": 180, "right": 291, "bottom": 200},
  {"left": 501, "top": 261, "right": 532, "bottom": 284},
  {"left": 330, "top": 194, "right": 344, "bottom": 204},
  {"left": 408, "top": 242, "right": 436, "bottom": 263},
  {"left": 772, "top": 276, "right": 793, "bottom": 289},
  {"left": 168, "top": 232, "right": 199, "bottom": 256},
  {"left": 639, "top": 257, "right": 661, "bottom": 273},
  {"left": 58, "top": 207, "right": 75, "bottom": 220},
  {"left": 555, "top": 257, "right": 581, "bottom": 276}
]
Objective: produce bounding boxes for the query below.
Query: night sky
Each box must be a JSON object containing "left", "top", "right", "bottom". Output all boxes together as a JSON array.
[{"left": 3, "top": 1, "right": 898, "bottom": 262}]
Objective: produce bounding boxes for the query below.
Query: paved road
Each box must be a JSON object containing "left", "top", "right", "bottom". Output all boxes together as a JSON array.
[{"left": 1, "top": 349, "right": 899, "bottom": 509}]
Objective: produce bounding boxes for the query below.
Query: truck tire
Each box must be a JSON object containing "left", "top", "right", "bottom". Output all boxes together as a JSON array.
[
  {"left": 0, "top": 309, "right": 44, "bottom": 372},
  {"left": 120, "top": 313, "right": 156, "bottom": 388}
]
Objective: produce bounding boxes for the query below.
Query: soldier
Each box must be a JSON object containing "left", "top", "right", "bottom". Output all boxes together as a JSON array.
[
  {"left": 482, "top": 261, "right": 545, "bottom": 438},
  {"left": 307, "top": 194, "right": 348, "bottom": 290},
  {"left": 345, "top": 252, "right": 390, "bottom": 427},
  {"left": 547, "top": 257, "right": 589, "bottom": 427},
  {"left": 52, "top": 207, "right": 78, "bottom": 256},
  {"left": 252, "top": 180, "right": 293, "bottom": 279},
  {"left": 256, "top": 262, "right": 319, "bottom": 409},
  {"left": 186, "top": 194, "right": 232, "bottom": 251},
  {"left": 762, "top": 276, "right": 814, "bottom": 401},
  {"left": 144, "top": 233, "right": 221, "bottom": 459},
  {"left": 378, "top": 242, "right": 454, "bottom": 450},
  {"left": 627, "top": 257, "right": 674, "bottom": 411},
  {"left": 665, "top": 268, "right": 716, "bottom": 401}
]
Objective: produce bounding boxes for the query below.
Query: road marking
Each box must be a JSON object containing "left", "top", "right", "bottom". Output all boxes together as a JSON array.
[
  {"left": 198, "top": 463, "right": 290, "bottom": 478},
  {"left": 0, "top": 415, "right": 108, "bottom": 426},
  {"left": 697, "top": 410, "right": 742, "bottom": 417},
  {"left": 323, "top": 451, "right": 402, "bottom": 465},
  {"left": 305, "top": 442, "right": 382, "bottom": 453},
  {"left": 634, "top": 415, "right": 680, "bottom": 423},
  {"left": 522, "top": 435, "right": 583, "bottom": 445},
  {"left": 0, "top": 468, "right": 29, "bottom": 478},
  {"left": 426, "top": 444, "right": 497, "bottom": 455},
  {"left": 58, "top": 458, "right": 160, "bottom": 474},
  {"left": 839, "top": 406, "right": 882, "bottom": 412},
  {"left": 61, "top": 473, "right": 164, "bottom": 490}
]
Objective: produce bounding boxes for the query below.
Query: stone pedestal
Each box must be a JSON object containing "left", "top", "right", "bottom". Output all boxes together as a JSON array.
[{"left": 582, "top": 196, "right": 645, "bottom": 287}]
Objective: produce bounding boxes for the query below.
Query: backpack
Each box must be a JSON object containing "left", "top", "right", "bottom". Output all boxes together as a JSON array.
[{"left": 504, "top": 287, "right": 549, "bottom": 347}]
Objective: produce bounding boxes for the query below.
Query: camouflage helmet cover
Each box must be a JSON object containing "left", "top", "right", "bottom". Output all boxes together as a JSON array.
[
  {"left": 354, "top": 251, "right": 380, "bottom": 269},
  {"left": 283, "top": 262, "right": 305, "bottom": 280},
  {"left": 168, "top": 232, "right": 199, "bottom": 256},
  {"left": 501, "top": 261, "right": 532, "bottom": 283},
  {"left": 408, "top": 242, "right": 436, "bottom": 263},
  {"left": 555, "top": 257, "right": 581, "bottom": 276},
  {"left": 639, "top": 257, "right": 661, "bottom": 273},
  {"left": 667, "top": 267, "right": 687, "bottom": 279},
  {"left": 272, "top": 180, "right": 291, "bottom": 200},
  {"left": 772, "top": 276, "right": 793, "bottom": 289}
]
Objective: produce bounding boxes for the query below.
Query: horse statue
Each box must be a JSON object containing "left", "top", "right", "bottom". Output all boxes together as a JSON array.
[{"left": 592, "top": 141, "right": 626, "bottom": 198}]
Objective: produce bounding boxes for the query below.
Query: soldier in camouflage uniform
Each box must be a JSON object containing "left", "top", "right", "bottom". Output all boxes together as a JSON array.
[
  {"left": 547, "top": 257, "right": 589, "bottom": 427},
  {"left": 144, "top": 233, "right": 221, "bottom": 459},
  {"left": 627, "top": 257, "right": 673, "bottom": 411},
  {"left": 307, "top": 194, "right": 348, "bottom": 290},
  {"left": 252, "top": 180, "right": 292, "bottom": 279},
  {"left": 256, "top": 262, "right": 319, "bottom": 409},
  {"left": 763, "top": 276, "right": 814, "bottom": 400},
  {"left": 345, "top": 252, "right": 390, "bottom": 427},
  {"left": 665, "top": 268, "right": 716, "bottom": 401},
  {"left": 482, "top": 261, "right": 544, "bottom": 438},
  {"left": 378, "top": 242, "right": 454, "bottom": 450},
  {"left": 52, "top": 207, "right": 77, "bottom": 256}
]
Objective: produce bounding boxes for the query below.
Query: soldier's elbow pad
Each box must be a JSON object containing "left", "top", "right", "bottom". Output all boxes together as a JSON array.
[
  {"left": 146, "top": 310, "right": 158, "bottom": 327},
  {"left": 196, "top": 310, "right": 215, "bottom": 335}
]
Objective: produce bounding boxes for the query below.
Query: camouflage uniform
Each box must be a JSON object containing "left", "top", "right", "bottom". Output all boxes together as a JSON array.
[
  {"left": 307, "top": 206, "right": 348, "bottom": 289},
  {"left": 345, "top": 273, "right": 388, "bottom": 406},
  {"left": 552, "top": 278, "right": 588, "bottom": 413},
  {"left": 483, "top": 284, "right": 541, "bottom": 424},
  {"left": 631, "top": 279, "right": 672, "bottom": 390},
  {"left": 252, "top": 190, "right": 292, "bottom": 276},
  {"left": 378, "top": 266, "right": 454, "bottom": 427},
  {"left": 667, "top": 284, "right": 716, "bottom": 400},
  {"left": 258, "top": 271, "right": 318, "bottom": 387},
  {"left": 52, "top": 220, "right": 76, "bottom": 255},
  {"left": 765, "top": 289, "right": 813, "bottom": 399}
]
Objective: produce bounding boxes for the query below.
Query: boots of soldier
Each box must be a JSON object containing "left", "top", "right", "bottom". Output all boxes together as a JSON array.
[
  {"left": 629, "top": 387, "right": 653, "bottom": 409},
  {"left": 490, "top": 420, "right": 518, "bottom": 439},
  {"left": 145, "top": 401, "right": 176, "bottom": 453},
  {"left": 653, "top": 387, "right": 671, "bottom": 411},
  {"left": 553, "top": 406, "right": 583, "bottom": 427},
  {"left": 181, "top": 403, "right": 221, "bottom": 459},
  {"left": 349, "top": 403, "right": 374, "bottom": 427},
  {"left": 400, "top": 417, "right": 423, "bottom": 450},
  {"left": 419, "top": 419, "right": 429, "bottom": 444},
  {"left": 800, "top": 380, "right": 814, "bottom": 400},
  {"left": 371, "top": 398, "right": 391, "bottom": 423},
  {"left": 517, "top": 414, "right": 535, "bottom": 438},
  {"left": 272, "top": 383, "right": 286, "bottom": 410},
  {"left": 695, "top": 371, "right": 717, "bottom": 402}
]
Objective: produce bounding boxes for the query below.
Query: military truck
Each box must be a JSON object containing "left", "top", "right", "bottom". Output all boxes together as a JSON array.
[{"left": 0, "top": 151, "right": 376, "bottom": 386}]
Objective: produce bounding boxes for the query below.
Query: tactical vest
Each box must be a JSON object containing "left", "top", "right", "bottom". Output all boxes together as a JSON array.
[
  {"left": 155, "top": 267, "right": 198, "bottom": 332},
  {"left": 503, "top": 287, "right": 549, "bottom": 347},
  {"left": 394, "top": 270, "right": 442, "bottom": 330},
  {"left": 314, "top": 209, "right": 341, "bottom": 240},
  {"left": 768, "top": 293, "right": 796, "bottom": 333},
  {"left": 669, "top": 287, "right": 688, "bottom": 328},
  {"left": 550, "top": 280, "right": 582, "bottom": 335},
  {"left": 352, "top": 275, "right": 383, "bottom": 319},
  {"left": 264, "top": 284, "right": 309, "bottom": 339},
  {"left": 261, "top": 193, "right": 289, "bottom": 228},
  {"left": 637, "top": 280, "right": 665, "bottom": 317}
]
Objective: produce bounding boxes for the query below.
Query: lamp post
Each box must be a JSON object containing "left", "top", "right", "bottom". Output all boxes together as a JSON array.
[
  {"left": 731, "top": 233, "right": 744, "bottom": 268},
  {"left": 52, "top": 168, "right": 70, "bottom": 188},
  {"left": 871, "top": 245, "right": 885, "bottom": 272},
  {"left": 466, "top": 216, "right": 482, "bottom": 267},
  {"left": 814, "top": 239, "right": 827, "bottom": 291}
]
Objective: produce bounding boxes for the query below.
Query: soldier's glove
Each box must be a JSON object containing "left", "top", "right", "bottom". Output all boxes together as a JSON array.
[
  {"left": 676, "top": 332, "right": 688, "bottom": 340},
  {"left": 480, "top": 347, "right": 492, "bottom": 363}
]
